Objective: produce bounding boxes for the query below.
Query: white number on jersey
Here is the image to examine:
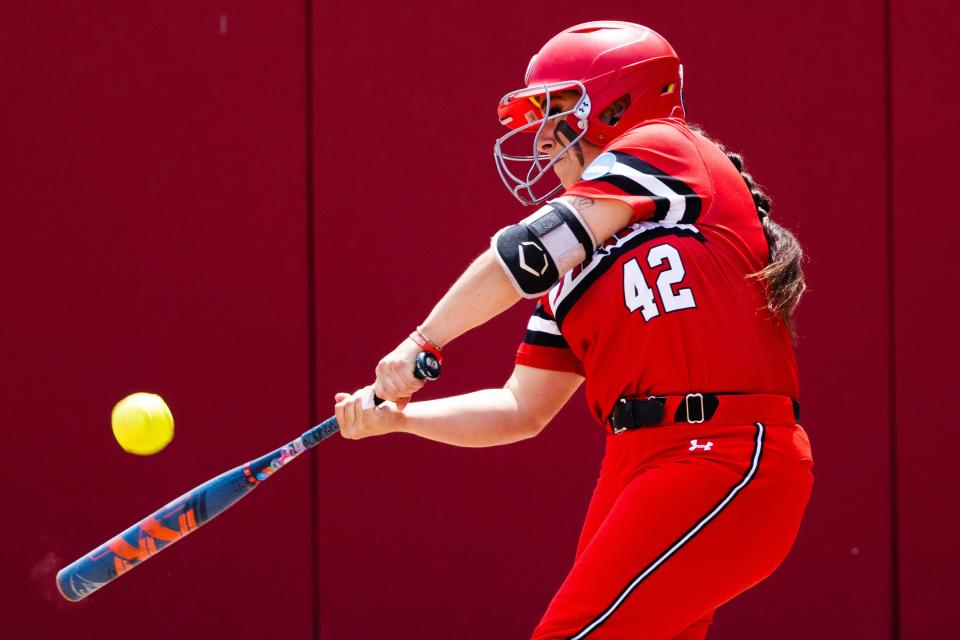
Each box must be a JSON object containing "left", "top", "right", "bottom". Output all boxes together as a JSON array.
[
  {"left": 622, "top": 243, "right": 696, "bottom": 320},
  {"left": 623, "top": 258, "right": 660, "bottom": 320},
  {"left": 647, "top": 244, "right": 696, "bottom": 312}
]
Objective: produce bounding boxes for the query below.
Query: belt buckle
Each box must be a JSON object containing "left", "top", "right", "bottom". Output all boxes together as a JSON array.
[{"left": 685, "top": 393, "right": 705, "bottom": 424}]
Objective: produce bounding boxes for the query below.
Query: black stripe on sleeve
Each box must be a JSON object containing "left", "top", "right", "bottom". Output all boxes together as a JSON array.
[
  {"left": 532, "top": 304, "right": 554, "bottom": 321},
  {"left": 610, "top": 151, "right": 703, "bottom": 224},
  {"left": 523, "top": 330, "right": 569, "bottom": 348},
  {"left": 524, "top": 303, "right": 568, "bottom": 348},
  {"left": 590, "top": 174, "right": 670, "bottom": 221}
]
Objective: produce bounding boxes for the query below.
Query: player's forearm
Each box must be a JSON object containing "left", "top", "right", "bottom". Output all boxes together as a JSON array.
[
  {"left": 418, "top": 249, "right": 520, "bottom": 348},
  {"left": 396, "top": 388, "right": 540, "bottom": 447}
]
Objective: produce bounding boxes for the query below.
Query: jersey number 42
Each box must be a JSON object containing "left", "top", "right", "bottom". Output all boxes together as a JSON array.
[{"left": 622, "top": 244, "right": 696, "bottom": 321}]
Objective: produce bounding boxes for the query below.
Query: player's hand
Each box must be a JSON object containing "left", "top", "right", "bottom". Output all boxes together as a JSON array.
[
  {"left": 334, "top": 387, "right": 402, "bottom": 440},
  {"left": 374, "top": 338, "right": 426, "bottom": 409}
]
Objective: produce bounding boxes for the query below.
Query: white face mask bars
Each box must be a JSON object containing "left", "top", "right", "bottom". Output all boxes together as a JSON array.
[{"left": 493, "top": 81, "right": 592, "bottom": 205}]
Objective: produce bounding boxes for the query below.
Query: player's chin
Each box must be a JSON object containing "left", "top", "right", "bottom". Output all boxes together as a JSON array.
[{"left": 552, "top": 161, "right": 580, "bottom": 189}]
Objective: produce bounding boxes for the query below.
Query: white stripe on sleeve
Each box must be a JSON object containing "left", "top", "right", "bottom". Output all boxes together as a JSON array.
[
  {"left": 610, "top": 162, "right": 687, "bottom": 225},
  {"left": 527, "top": 315, "right": 561, "bottom": 335}
]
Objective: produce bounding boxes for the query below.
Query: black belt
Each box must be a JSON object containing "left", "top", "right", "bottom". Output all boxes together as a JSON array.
[{"left": 609, "top": 394, "right": 801, "bottom": 433}]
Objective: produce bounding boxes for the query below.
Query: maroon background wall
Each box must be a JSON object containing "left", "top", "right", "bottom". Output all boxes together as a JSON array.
[
  {"left": 2, "top": 1, "right": 956, "bottom": 639},
  {"left": 892, "top": 0, "right": 960, "bottom": 637},
  {"left": 0, "top": 2, "right": 314, "bottom": 637}
]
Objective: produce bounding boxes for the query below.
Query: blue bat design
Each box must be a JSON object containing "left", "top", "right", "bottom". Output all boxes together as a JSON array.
[{"left": 57, "top": 353, "right": 440, "bottom": 601}]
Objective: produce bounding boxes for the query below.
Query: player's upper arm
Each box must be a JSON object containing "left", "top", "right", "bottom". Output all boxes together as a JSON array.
[
  {"left": 491, "top": 196, "right": 633, "bottom": 299},
  {"left": 555, "top": 195, "right": 634, "bottom": 250},
  {"left": 505, "top": 363, "right": 583, "bottom": 436}
]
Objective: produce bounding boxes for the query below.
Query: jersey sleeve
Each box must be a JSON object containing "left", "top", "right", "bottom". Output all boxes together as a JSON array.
[
  {"left": 563, "top": 120, "right": 710, "bottom": 226},
  {"left": 515, "top": 300, "right": 585, "bottom": 376}
]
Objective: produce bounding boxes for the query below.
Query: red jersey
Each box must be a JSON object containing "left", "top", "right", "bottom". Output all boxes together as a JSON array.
[{"left": 515, "top": 118, "right": 799, "bottom": 425}]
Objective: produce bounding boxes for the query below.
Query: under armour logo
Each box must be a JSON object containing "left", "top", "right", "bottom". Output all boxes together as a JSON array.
[{"left": 689, "top": 439, "right": 713, "bottom": 452}]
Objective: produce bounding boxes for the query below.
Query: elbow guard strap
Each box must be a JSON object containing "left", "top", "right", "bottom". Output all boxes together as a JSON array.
[{"left": 492, "top": 199, "right": 597, "bottom": 298}]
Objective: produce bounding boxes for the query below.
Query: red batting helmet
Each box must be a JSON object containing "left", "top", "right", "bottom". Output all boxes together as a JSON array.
[{"left": 494, "top": 21, "right": 684, "bottom": 204}]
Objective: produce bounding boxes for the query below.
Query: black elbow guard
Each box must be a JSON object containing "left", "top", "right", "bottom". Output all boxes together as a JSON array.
[
  {"left": 492, "top": 200, "right": 596, "bottom": 298},
  {"left": 493, "top": 225, "right": 560, "bottom": 298}
]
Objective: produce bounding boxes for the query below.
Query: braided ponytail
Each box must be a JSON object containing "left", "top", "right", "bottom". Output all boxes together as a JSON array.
[{"left": 691, "top": 126, "right": 807, "bottom": 328}]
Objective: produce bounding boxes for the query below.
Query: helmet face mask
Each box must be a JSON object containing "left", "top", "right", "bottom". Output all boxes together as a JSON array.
[
  {"left": 494, "top": 81, "right": 592, "bottom": 205},
  {"left": 494, "top": 21, "right": 684, "bottom": 205}
]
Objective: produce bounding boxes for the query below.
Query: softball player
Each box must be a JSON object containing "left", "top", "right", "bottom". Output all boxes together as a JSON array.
[{"left": 335, "top": 21, "right": 813, "bottom": 639}]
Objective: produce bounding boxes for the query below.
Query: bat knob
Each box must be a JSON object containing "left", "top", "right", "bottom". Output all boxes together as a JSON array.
[{"left": 414, "top": 351, "right": 441, "bottom": 381}]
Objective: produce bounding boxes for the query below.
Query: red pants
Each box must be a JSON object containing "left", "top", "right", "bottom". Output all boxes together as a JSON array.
[{"left": 532, "top": 396, "right": 813, "bottom": 639}]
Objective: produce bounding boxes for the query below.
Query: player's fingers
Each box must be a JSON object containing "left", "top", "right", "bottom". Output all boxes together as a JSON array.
[
  {"left": 375, "top": 360, "right": 404, "bottom": 399},
  {"left": 375, "top": 358, "right": 397, "bottom": 388},
  {"left": 403, "top": 374, "right": 426, "bottom": 395},
  {"left": 379, "top": 372, "right": 405, "bottom": 402},
  {"left": 334, "top": 396, "right": 351, "bottom": 438},
  {"left": 335, "top": 392, "right": 349, "bottom": 402},
  {"left": 347, "top": 392, "right": 364, "bottom": 439},
  {"left": 382, "top": 357, "right": 415, "bottom": 386},
  {"left": 389, "top": 364, "right": 423, "bottom": 396},
  {"left": 376, "top": 363, "right": 404, "bottom": 399},
  {"left": 338, "top": 390, "right": 368, "bottom": 439},
  {"left": 373, "top": 377, "right": 390, "bottom": 402}
]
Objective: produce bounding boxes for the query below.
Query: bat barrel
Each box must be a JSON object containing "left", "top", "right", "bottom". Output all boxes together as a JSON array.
[
  {"left": 56, "top": 439, "right": 304, "bottom": 601},
  {"left": 55, "top": 497, "right": 204, "bottom": 601},
  {"left": 57, "top": 565, "right": 88, "bottom": 602},
  {"left": 58, "top": 353, "right": 440, "bottom": 601}
]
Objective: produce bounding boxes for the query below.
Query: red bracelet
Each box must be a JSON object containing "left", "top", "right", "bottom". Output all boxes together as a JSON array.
[{"left": 408, "top": 329, "right": 443, "bottom": 364}]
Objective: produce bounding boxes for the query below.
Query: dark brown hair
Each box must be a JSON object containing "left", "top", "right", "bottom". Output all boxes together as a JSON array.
[{"left": 691, "top": 126, "right": 807, "bottom": 328}]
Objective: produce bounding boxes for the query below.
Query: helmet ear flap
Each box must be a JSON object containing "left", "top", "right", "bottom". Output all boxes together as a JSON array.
[
  {"left": 600, "top": 93, "right": 632, "bottom": 126},
  {"left": 605, "top": 58, "right": 683, "bottom": 129}
]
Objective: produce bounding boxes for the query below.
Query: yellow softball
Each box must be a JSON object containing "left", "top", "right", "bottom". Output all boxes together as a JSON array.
[{"left": 111, "top": 392, "right": 174, "bottom": 455}]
